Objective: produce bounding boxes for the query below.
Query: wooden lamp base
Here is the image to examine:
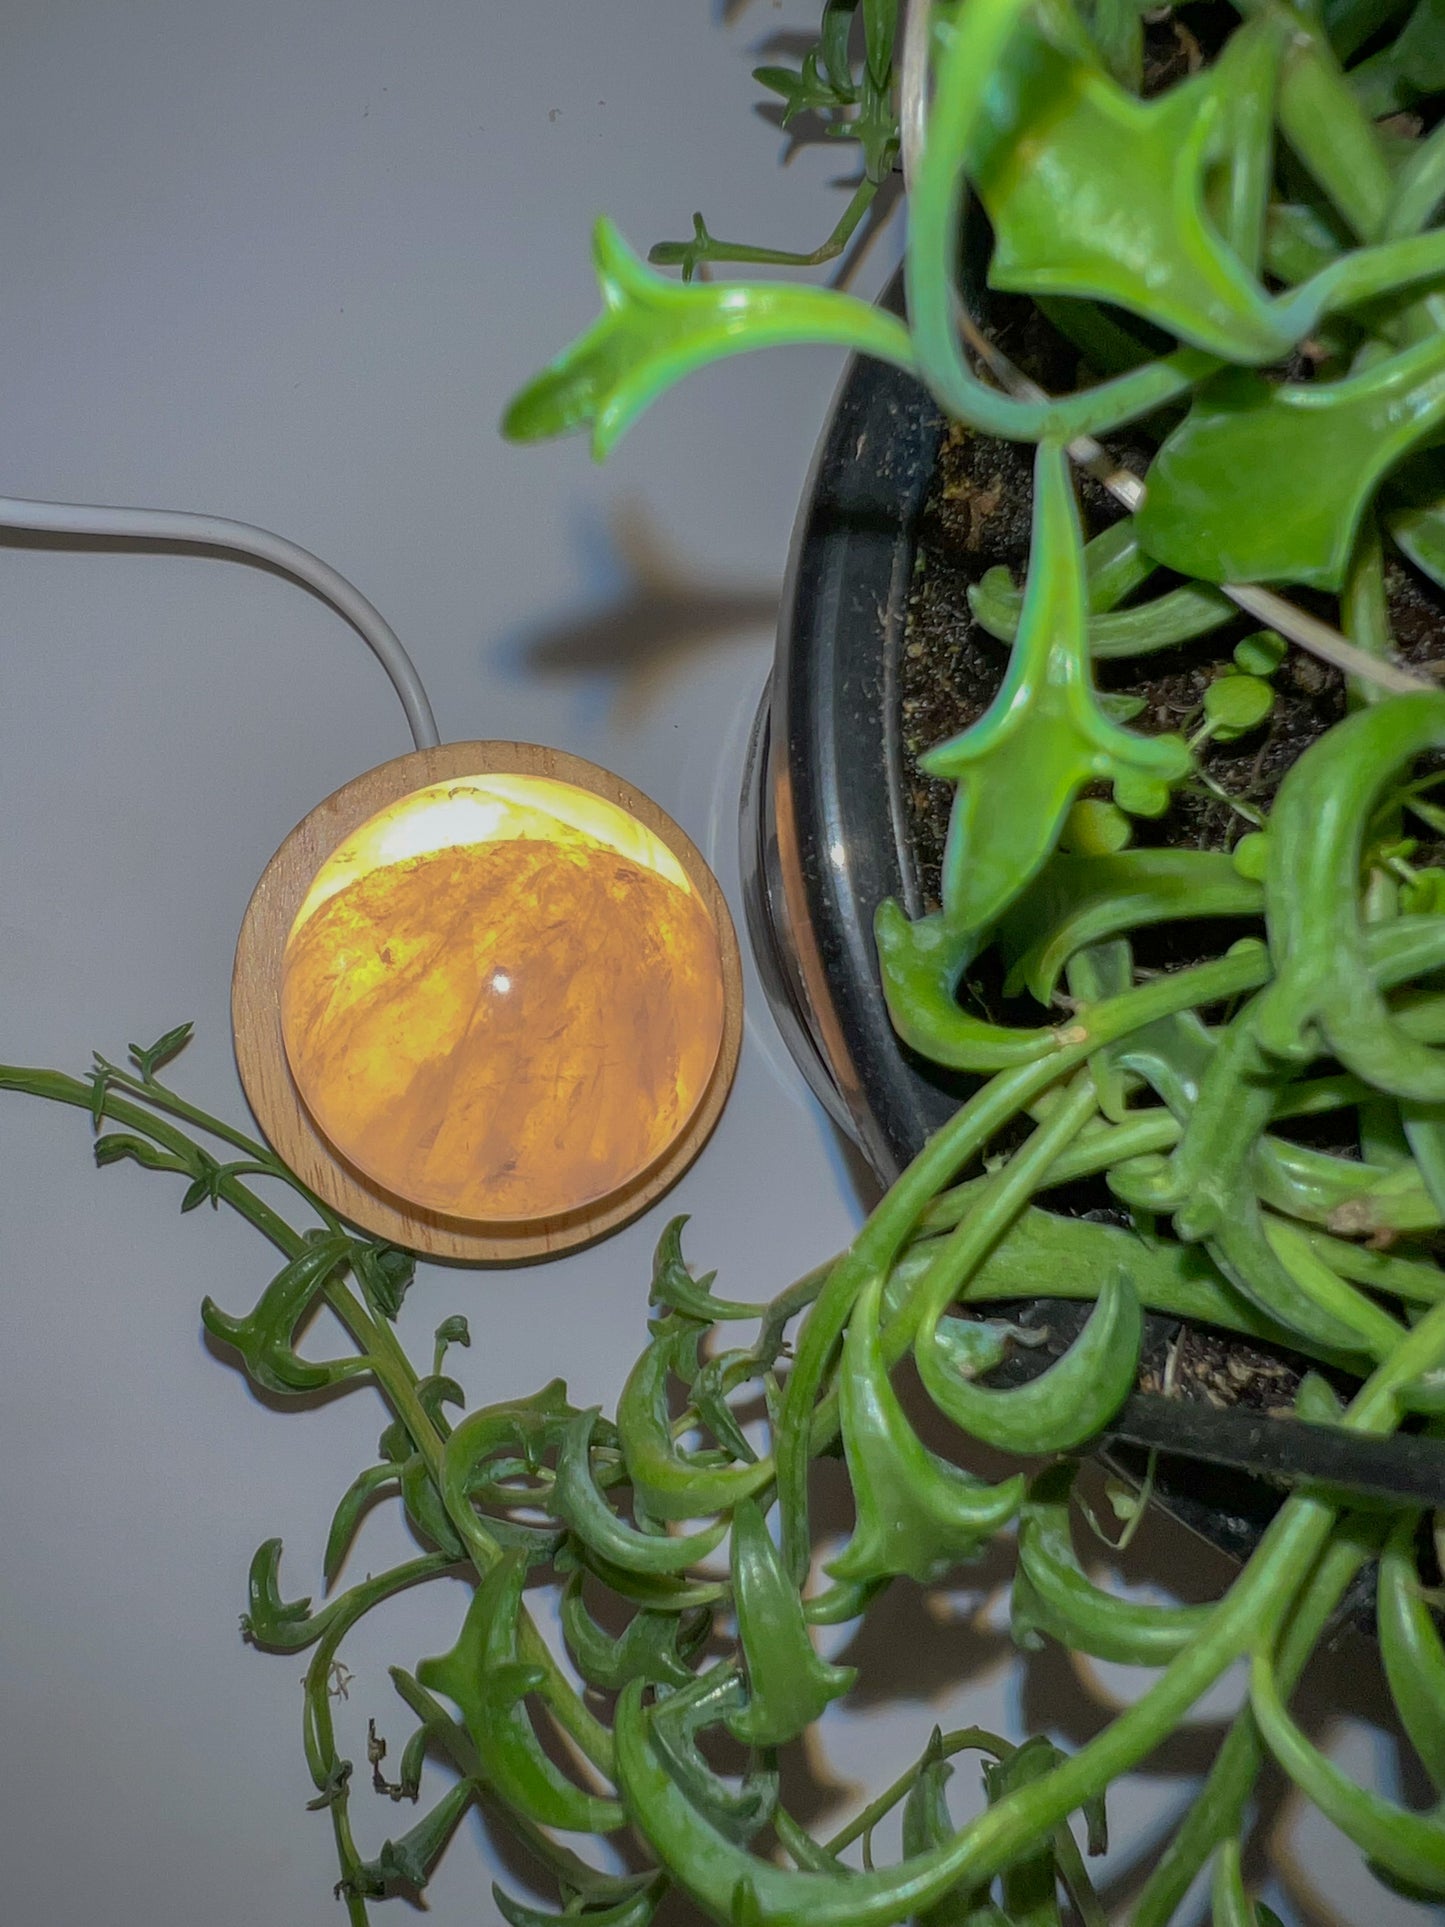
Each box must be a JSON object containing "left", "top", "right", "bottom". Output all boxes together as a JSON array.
[{"left": 232, "top": 741, "right": 742, "bottom": 1262}]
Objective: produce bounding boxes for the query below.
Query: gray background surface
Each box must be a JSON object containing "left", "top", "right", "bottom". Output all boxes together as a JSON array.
[{"left": 0, "top": 4, "right": 1427, "bottom": 1923}]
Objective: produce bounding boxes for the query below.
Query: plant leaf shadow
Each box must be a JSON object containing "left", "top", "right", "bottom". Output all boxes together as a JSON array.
[{"left": 499, "top": 504, "right": 779, "bottom": 721}]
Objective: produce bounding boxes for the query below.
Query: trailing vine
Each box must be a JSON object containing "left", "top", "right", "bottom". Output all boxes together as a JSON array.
[{"left": 11, "top": 0, "right": 1445, "bottom": 1919}]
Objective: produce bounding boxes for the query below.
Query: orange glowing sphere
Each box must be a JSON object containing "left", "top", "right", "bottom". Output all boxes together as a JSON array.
[{"left": 278, "top": 773, "right": 726, "bottom": 1223}]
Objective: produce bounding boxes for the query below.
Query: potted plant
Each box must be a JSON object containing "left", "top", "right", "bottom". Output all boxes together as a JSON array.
[{"left": 8, "top": 0, "right": 1445, "bottom": 1920}]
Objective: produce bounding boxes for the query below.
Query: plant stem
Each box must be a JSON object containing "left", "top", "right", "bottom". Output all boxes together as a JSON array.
[
  {"left": 823, "top": 1727, "right": 1010, "bottom": 1857},
  {"left": 95, "top": 1061, "right": 279, "bottom": 1166},
  {"left": 908, "top": 1296, "right": 1445, "bottom": 1902},
  {"left": 1, "top": 1061, "right": 618, "bottom": 1785},
  {"left": 1129, "top": 1516, "right": 1381, "bottom": 1926}
]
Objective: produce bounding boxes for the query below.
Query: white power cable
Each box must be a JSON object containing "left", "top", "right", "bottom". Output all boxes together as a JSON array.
[{"left": 0, "top": 494, "right": 441, "bottom": 748}]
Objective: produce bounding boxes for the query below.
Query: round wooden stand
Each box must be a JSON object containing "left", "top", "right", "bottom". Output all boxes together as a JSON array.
[{"left": 233, "top": 741, "right": 743, "bottom": 1262}]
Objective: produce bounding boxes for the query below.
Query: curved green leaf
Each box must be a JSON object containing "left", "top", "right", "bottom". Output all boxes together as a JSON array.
[
  {"left": 972, "top": 12, "right": 1445, "bottom": 364},
  {"left": 1137, "top": 336, "right": 1445, "bottom": 590},
  {"left": 908, "top": 0, "right": 1219, "bottom": 443},
  {"left": 350, "top": 1239, "right": 415, "bottom": 1321},
  {"left": 1378, "top": 1515, "right": 1445, "bottom": 1792},
  {"left": 921, "top": 441, "right": 1188, "bottom": 943},
  {"left": 323, "top": 1462, "right": 398, "bottom": 1589},
  {"left": 201, "top": 1233, "right": 366, "bottom": 1395},
  {"left": 346, "top": 1781, "right": 474, "bottom": 1897},
  {"left": 417, "top": 1553, "right": 624, "bottom": 1835},
  {"left": 439, "top": 1379, "right": 581, "bottom": 1563},
  {"left": 92, "top": 1132, "right": 188, "bottom": 1176},
  {"left": 618, "top": 1327, "right": 772, "bottom": 1522},
  {"left": 493, "top": 1875, "right": 665, "bottom": 1927},
  {"left": 1250, "top": 1642, "right": 1445, "bottom": 1894},
  {"left": 650, "top": 1217, "right": 764, "bottom": 1323},
  {"left": 553, "top": 1407, "right": 728, "bottom": 1573},
  {"left": 1210, "top": 1837, "right": 1265, "bottom": 1927},
  {"left": 1256, "top": 694, "right": 1445, "bottom": 1097},
  {"left": 827, "top": 1272, "right": 1026, "bottom": 1587},
  {"left": 997, "top": 852, "right": 1260, "bottom": 1005},
  {"left": 970, "top": 16, "right": 1291, "bottom": 362},
  {"left": 903, "top": 1752, "right": 992, "bottom": 1926},
  {"left": 690, "top": 1348, "right": 762, "bottom": 1465},
  {"left": 556, "top": 1540, "right": 726, "bottom": 1613},
  {"left": 1014, "top": 1466, "right": 1215, "bottom": 1664},
  {"left": 875, "top": 900, "right": 1060, "bottom": 1071},
  {"left": 1109, "top": 987, "right": 1397, "bottom": 1357},
  {"left": 970, "top": 572, "right": 1234, "bottom": 659},
  {"left": 241, "top": 1540, "right": 451, "bottom": 1657},
  {"left": 559, "top": 1570, "right": 710, "bottom": 1693},
  {"left": 727, "top": 1499, "right": 855, "bottom": 1748},
  {"left": 651, "top": 1667, "right": 779, "bottom": 1846},
  {"left": 915, "top": 1268, "right": 1142, "bottom": 1455},
  {"left": 239, "top": 1538, "right": 323, "bottom": 1652},
  {"left": 501, "top": 218, "right": 915, "bottom": 459}
]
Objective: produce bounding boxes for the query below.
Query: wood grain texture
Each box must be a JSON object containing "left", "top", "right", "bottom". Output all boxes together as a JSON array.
[{"left": 233, "top": 741, "right": 743, "bottom": 1262}]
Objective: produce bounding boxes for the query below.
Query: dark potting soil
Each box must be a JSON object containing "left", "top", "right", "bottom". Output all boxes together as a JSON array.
[
  {"left": 896, "top": 309, "right": 1445, "bottom": 1444},
  {"left": 901, "top": 312, "right": 1445, "bottom": 914}
]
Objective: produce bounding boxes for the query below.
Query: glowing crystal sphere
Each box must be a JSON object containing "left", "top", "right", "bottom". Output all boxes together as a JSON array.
[{"left": 279, "top": 774, "right": 725, "bottom": 1223}]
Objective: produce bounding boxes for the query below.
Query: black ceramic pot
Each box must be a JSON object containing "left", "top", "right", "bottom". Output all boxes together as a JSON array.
[
  {"left": 741, "top": 305, "right": 958, "bottom": 1192},
  {"left": 739, "top": 285, "right": 1375, "bottom": 1571}
]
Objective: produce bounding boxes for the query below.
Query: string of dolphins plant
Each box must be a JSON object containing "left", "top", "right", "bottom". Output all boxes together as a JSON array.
[{"left": 11, "top": 0, "right": 1445, "bottom": 1920}]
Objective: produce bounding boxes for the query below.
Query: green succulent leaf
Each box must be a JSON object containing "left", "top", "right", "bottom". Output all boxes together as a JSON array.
[
  {"left": 690, "top": 1349, "right": 762, "bottom": 1465},
  {"left": 1378, "top": 1515, "right": 1445, "bottom": 1792},
  {"left": 552, "top": 1406, "right": 728, "bottom": 1574},
  {"left": 347, "top": 1781, "right": 475, "bottom": 1897},
  {"left": 1210, "top": 1837, "right": 1282, "bottom": 1927},
  {"left": 618, "top": 1326, "right": 773, "bottom": 1521},
  {"left": 970, "top": 12, "right": 1291, "bottom": 362},
  {"left": 240, "top": 1538, "right": 324, "bottom": 1651},
  {"left": 1061, "top": 799, "right": 1133, "bottom": 856},
  {"left": 827, "top": 1272, "right": 1027, "bottom": 1587},
  {"left": 875, "top": 902, "right": 1061, "bottom": 1072},
  {"left": 1256, "top": 693, "right": 1445, "bottom": 1097},
  {"left": 727, "top": 1499, "right": 856, "bottom": 1748},
  {"left": 650, "top": 1216, "right": 764, "bottom": 1323},
  {"left": 1251, "top": 1640, "right": 1445, "bottom": 1894},
  {"left": 432, "top": 1313, "right": 471, "bottom": 1376},
  {"left": 1233, "top": 630, "right": 1288, "bottom": 676},
  {"left": 921, "top": 440, "right": 1189, "bottom": 943},
  {"left": 997, "top": 851, "right": 1257, "bottom": 1007},
  {"left": 557, "top": 1540, "right": 726, "bottom": 1613},
  {"left": 501, "top": 219, "right": 915, "bottom": 459},
  {"left": 322, "top": 1462, "right": 398, "bottom": 1589},
  {"left": 1137, "top": 336, "right": 1445, "bottom": 590},
  {"left": 1349, "top": 0, "right": 1445, "bottom": 117},
  {"left": 127, "top": 1020, "right": 194, "bottom": 1082},
  {"left": 967, "top": 11, "right": 1445, "bottom": 366},
  {"left": 351, "top": 1240, "right": 415, "bottom": 1321},
  {"left": 201, "top": 1233, "right": 368, "bottom": 1395},
  {"left": 650, "top": 1667, "right": 781, "bottom": 1846},
  {"left": 1204, "top": 673, "right": 1274, "bottom": 740},
  {"left": 1014, "top": 1466, "right": 1215, "bottom": 1664},
  {"left": 984, "top": 1737, "right": 1073, "bottom": 1924},
  {"left": 180, "top": 1151, "right": 223, "bottom": 1211},
  {"left": 92, "top": 1131, "right": 188, "bottom": 1175},
  {"left": 916, "top": 1266, "right": 1143, "bottom": 1454},
  {"left": 417, "top": 1553, "right": 624, "bottom": 1835},
  {"left": 560, "top": 1570, "right": 711, "bottom": 1693},
  {"left": 493, "top": 1874, "right": 667, "bottom": 1927},
  {"left": 1109, "top": 1001, "right": 1391, "bottom": 1357},
  {"left": 902, "top": 1751, "right": 993, "bottom": 1926},
  {"left": 1113, "top": 769, "right": 1173, "bottom": 818}
]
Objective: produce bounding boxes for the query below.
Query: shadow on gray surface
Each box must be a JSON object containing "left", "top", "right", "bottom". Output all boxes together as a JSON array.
[{"left": 502, "top": 504, "right": 778, "bottom": 719}]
